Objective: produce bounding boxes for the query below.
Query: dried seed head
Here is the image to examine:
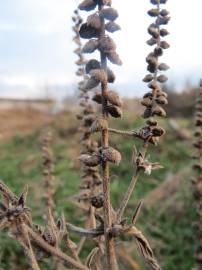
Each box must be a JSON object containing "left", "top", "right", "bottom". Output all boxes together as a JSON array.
[
  {"left": 79, "top": 154, "right": 100, "bottom": 167},
  {"left": 148, "top": 8, "right": 159, "bottom": 17},
  {"left": 146, "top": 118, "right": 158, "bottom": 126},
  {"left": 105, "top": 21, "right": 121, "bottom": 33},
  {"left": 143, "top": 92, "right": 153, "bottom": 99},
  {"left": 143, "top": 74, "right": 154, "bottom": 83},
  {"left": 155, "top": 96, "right": 168, "bottom": 105},
  {"left": 154, "top": 46, "right": 163, "bottom": 57},
  {"left": 98, "top": 36, "right": 116, "bottom": 53},
  {"left": 160, "top": 40, "right": 170, "bottom": 49},
  {"left": 85, "top": 59, "right": 101, "bottom": 74},
  {"left": 78, "top": 0, "right": 97, "bottom": 11},
  {"left": 148, "top": 26, "right": 159, "bottom": 39},
  {"left": 106, "top": 51, "right": 122, "bottom": 65},
  {"left": 91, "top": 194, "right": 104, "bottom": 208},
  {"left": 90, "top": 69, "right": 108, "bottom": 84},
  {"left": 141, "top": 98, "right": 153, "bottom": 107},
  {"left": 79, "top": 23, "right": 100, "bottom": 39},
  {"left": 151, "top": 126, "right": 165, "bottom": 137},
  {"left": 82, "top": 39, "right": 99, "bottom": 53},
  {"left": 158, "top": 63, "right": 170, "bottom": 71},
  {"left": 101, "top": 147, "right": 122, "bottom": 165},
  {"left": 152, "top": 105, "right": 166, "bottom": 117},
  {"left": 107, "top": 105, "right": 122, "bottom": 118},
  {"left": 92, "top": 92, "right": 102, "bottom": 104},
  {"left": 99, "top": 8, "right": 119, "bottom": 21},
  {"left": 87, "top": 13, "right": 102, "bottom": 29},
  {"left": 157, "top": 74, "right": 168, "bottom": 83},
  {"left": 106, "top": 90, "right": 123, "bottom": 107},
  {"left": 91, "top": 118, "right": 108, "bottom": 132},
  {"left": 107, "top": 67, "right": 116, "bottom": 83}
]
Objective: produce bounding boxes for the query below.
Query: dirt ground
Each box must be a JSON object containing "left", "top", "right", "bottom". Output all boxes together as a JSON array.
[{"left": 0, "top": 108, "right": 53, "bottom": 140}]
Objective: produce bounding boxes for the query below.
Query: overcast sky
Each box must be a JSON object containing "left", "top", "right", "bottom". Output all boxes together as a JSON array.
[{"left": 0, "top": 0, "right": 202, "bottom": 99}]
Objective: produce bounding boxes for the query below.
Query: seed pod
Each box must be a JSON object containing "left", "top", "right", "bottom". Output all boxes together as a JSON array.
[
  {"left": 147, "top": 38, "right": 157, "bottom": 46},
  {"left": 143, "top": 108, "right": 152, "bottom": 118},
  {"left": 143, "top": 92, "right": 153, "bottom": 99},
  {"left": 141, "top": 98, "right": 153, "bottom": 107},
  {"left": 84, "top": 114, "right": 95, "bottom": 126},
  {"left": 152, "top": 105, "right": 166, "bottom": 117},
  {"left": 143, "top": 74, "right": 154, "bottom": 82},
  {"left": 99, "top": 8, "right": 119, "bottom": 21},
  {"left": 157, "top": 74, "right": 168, "bottom": 83},
  {"left": 85, "top": 59, "right": 101, "bottom": 74},
  {"left": 79, "top": 23, "right": 100, "bottom": 39},
  {"left": 154, "top": 46, "right": 163, "bottom": 57},
  {"left": 148, "top": 26, "right": 159, "bottom": 39},
  {"left": 106, "top": 51, "right": 122, "bottom": 65},
  {"left": 101, "top": 147, "right": 122, "bottom": 165},
  {"left": 90, "top": 69, "right": 108, "bottom": 84},
  {"left": 79, "top": 154, "right": 101, "bottom": 167},
  {"left": 87, "top": 13, "right": 102, "bottom": 29},
  {"left": 157, "top": 16, "right": 170, "bottom": 25},
  {"left": 91, "top": 194, "right": 104, "bottom": 208},
  {"left": 107, "top": 68, "right": 116, "bottom": 83},
  {"left": 160, "top": 9, "right": 169, "bottom": 16},
  {"left": 91, "top": 118, "right": 108, "bottom": 132},
  {"left": 85, "top": 77, "right": 99, "bottom": 90},
  {"left": 107, "top": 90, "right": 123, "bottom": 107},
  {"left": 82, "top": 39, "right": 99, "bottom": 53},
  {"left": 158, "top": 63, "right": 170, "bottom": 71},
  {"left": 98, "top": 0, "right": 112, "bottom": 5},
  {"left": 79, "top": 0, "right": 97, "bottom": 11},
  {"left": 160, "top": 41, "right": 170, "bottom": 49},
  {"left": 155, "top": 96, "right": 168, "bottom": 105},
  {"left": 146, "top": 119, "right": 158, "bottom": 126},
  {"left": 107, "top": 105, "right": 122, "bottom": 118},
  {"left": 147, "top": 63, "right": 157, "bottom": 73},
  {"left": 152, "top": 126, "right": 165, "bottom": 137},
  {"left": 160, "top": 28, "right": 169, "bottom": 37},
  {"left": 148, "top": 8, "right": 159, "bottom": 17},
  {"left": 92, "top": 92, "right": 102, "bottom": 104},
  {"left": 98, "top": 36, "right": 116, "bottom": 53},
  {"left": 105, "top": 21, "right": 121, "bottom": 33},
  {"left": 148, "top": 81, "right": 159, "bottom": 90}
]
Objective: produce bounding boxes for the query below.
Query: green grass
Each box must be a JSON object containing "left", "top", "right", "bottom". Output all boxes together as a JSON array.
[{"left": 0, "top": 115, "right": 196, "bottom": 270}]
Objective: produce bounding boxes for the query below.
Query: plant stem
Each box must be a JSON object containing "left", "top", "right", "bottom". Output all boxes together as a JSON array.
[{"left": 99, "top": 4, "right": 118, "bottom": 270}]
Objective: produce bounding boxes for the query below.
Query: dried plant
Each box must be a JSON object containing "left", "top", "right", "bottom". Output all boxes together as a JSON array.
[{"left": 192, "top": 80, "right": 202, "bottom": 270}]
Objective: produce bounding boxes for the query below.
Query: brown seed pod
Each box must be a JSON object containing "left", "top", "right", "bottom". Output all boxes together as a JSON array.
[
  {"left": 105, "top": 21, "right": 121, "bottom": 33},
  {"left": 79, "top": 154, "right": 101, "bottom": 167},
  {"left": 146, "top": 38, "right": 157, "bottom": 46},
  {"left": 91, "top": 118, "right": 108, "bottom": 132},
  {"left": 79, "top": 23, "right": 100, "bottom": 39},
  {"left": 146, "top": 119, "right": 158, "bottom": 126},
  {"left": 98, "top": 0, "right": 112, "bottom": 5},
  {"left": 148, "top": 26, "right": 159, "bottom": 39},
  {"left": 101, "top": 147, "right": 122, "bottom": 165},
  {"left": 98, "top": 36, "right": 116, "bottom": 53},
  {"left": 99, "top": 8, "right": 119, "bottom": 21},
  {"left": 143, "top": 92, "right": 153, "bottom": 99},
  {"left": 106, "top": 51, "right": 122, "bottom": 65},
  {"left": 143, "top": 74, "right": 154, "bottom": 82},
  {"left": 107, "top": 105, "right": 122, "bottom": 118},
  {"left": 91, "top": 194, "right": 104, "bottom": 208},
  {"left": 85, "top": 77, "right": 100, "bottom": 90},
  {"left": 158, "top": 63, "right": 170, "bottom": 71},
  {"left": 92, "top": 92, "right": 102, "bottom": 104},
  {"left": 152, "top": 105, "right": 166, "bottom": 117},
  {"left": 148, "top": 80, "right": 159, "bottom": 90},
  {"left": 78, "top": 0, "right": 97, "bottom": 11},
  {"left": 90, "top": 69, "right": 108, "bottom": 84},
  {"left": 148, "top": 8, "right": 159, "bottom": 17},
  {"left": 106, "top": 90, "right": 123, "bottom": 107},
  {"left": 87, "top": 13, "right": 102, "bottom": 29},
  {"left": 85, "top": 59, "right": 101, "bottom": 74},
  {"left": 82, "top": 39, "right": 99, "bottom": 53},
  {"left": 155, "top": 96, "right": 168, "bottom": 105},
  {"left": 160, "top": 28, "right": 169, "bottom": 37},
  {"left": 160, "top": 9, "right": 169, "bottom": 16},
  {"left": 160, "top": 40, "right": 170, "bottom": 49},
  {"left": 157, "top": 74, "right": 168, "bottom": 83},
  {"left": 154, "top": 46, "right": 163, "bottom": 57},
  {"left": 151, "top": 126, "right": 165, "bottom": 137},
  {"left": 141, "top": 98, "right": 153, "bottom": 107},
  {"left": 107, "top": 67, "right": 116, "bottom": 83}
]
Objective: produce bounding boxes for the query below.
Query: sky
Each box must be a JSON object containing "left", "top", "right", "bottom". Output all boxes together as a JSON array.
[{"left": 0, "top": 0, "right": 202, "bottom": 99}]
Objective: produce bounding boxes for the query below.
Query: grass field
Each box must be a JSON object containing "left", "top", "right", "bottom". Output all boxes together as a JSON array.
[{"left": 0, "top": 109, "right": 196, "bottom": 270}]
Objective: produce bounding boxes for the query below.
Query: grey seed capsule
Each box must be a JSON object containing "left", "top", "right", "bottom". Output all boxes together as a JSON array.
[
  {"left": 85, "top": 59, "right": 101, "bottom": 74},
  {"left": 99, "top": 8, "right": 119, "bottom": 21},
  {"left": 105, "top": 21, "right": 121, "bottom": 33},
  {"left": 79, "top": 0, "right": 97, "bottom": 11}
]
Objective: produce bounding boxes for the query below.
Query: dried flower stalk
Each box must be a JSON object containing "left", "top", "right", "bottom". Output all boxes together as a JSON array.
[{"left": 192, "top": 80, "right": 202, "bottom": 270}]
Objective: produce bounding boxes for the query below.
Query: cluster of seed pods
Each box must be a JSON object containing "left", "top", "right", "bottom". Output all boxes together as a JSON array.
[
  {"left": 192, "top": 81, "right": 202, "bottom": 269},
  {"left": 77, "top": 0, "right": 123, "bottom": 268},
  {"left": 72, "top": 9, "right": 105, "bottom": 212},
  {"left": 141, "top": 0, "right": 170, "bottom": 146}
]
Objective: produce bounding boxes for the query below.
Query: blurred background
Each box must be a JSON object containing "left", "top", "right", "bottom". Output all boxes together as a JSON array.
[{"left": 0, "top": 0, "right": 201, "bottom": 269}]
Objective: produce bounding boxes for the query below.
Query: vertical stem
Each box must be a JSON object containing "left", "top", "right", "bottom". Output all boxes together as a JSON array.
[{"left": 99, "top": 4, "right": 118, "bottom": 270}]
